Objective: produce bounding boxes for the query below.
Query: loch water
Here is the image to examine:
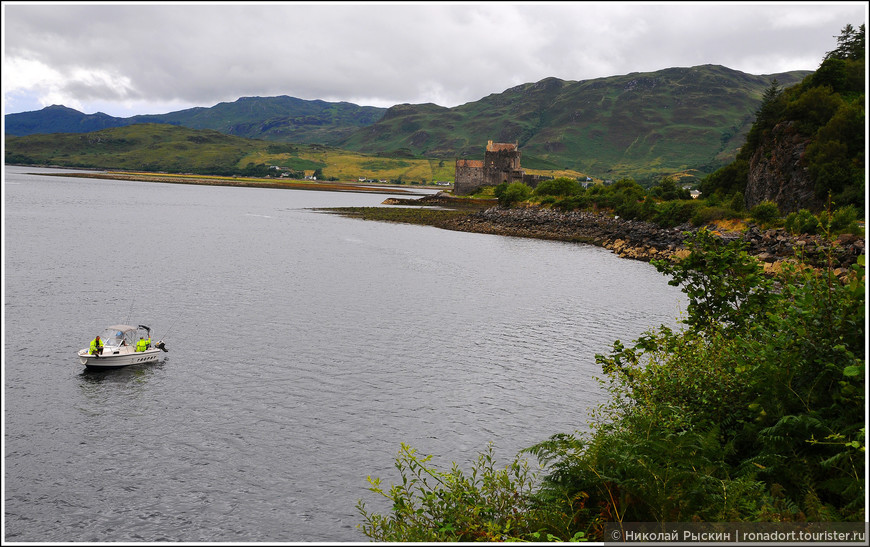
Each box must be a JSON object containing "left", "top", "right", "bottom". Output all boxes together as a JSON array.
[{"left": 3, "top": 166, "right": 686, "bottom": 542}]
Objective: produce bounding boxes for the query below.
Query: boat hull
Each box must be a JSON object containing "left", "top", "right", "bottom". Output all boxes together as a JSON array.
[{"left": 78, "top": 347, "right": 163, "bottom": 368}]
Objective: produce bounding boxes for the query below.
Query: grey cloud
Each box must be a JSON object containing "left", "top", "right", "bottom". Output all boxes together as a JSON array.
[{"left": 3, "top": 2, "right": 867, "bottom": 116}]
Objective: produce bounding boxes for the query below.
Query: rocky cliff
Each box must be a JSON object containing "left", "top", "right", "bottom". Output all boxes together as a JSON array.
[{"left": 744, "top": 121, "right": 822, "bottom": 214}]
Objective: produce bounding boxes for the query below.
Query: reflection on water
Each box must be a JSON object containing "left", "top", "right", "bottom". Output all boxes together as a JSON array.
[{"left": 79, "top": 361, "right": 166, "bottom": 386}]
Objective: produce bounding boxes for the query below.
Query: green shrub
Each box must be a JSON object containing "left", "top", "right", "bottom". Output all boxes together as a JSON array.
[
  {"left": 690, "top": 205, "right": 739, "bottom": 227},
  {"left": 615, "top": 197, "right": 643, "bottom": 220},
  {"left": 749, "top": 200, "right": 781, "bottom": 225},
  {"left": 357, "top": 443, "right": 548, "bottom": 542},
  {"left": 653, "top": 228, "right": 775, "bottom": 332},
  {"left": 729, "top": 191, "right": 745, "bottom": 212},
  {"left": 649, "top": 177, "right": 691, "bottom": 201},
  {"left": 827, "top": 204, "right": 861, "bottom": 234},
  {"left": 534, "top": 177, "right": 583, "bottom": 197},
  {"left": 701, "top": 159, "right": 750, "bottom": 199},
  {"left": 494, "top": 182, "right": 532, "bottom": 207},
  {"left": 784, "top": 209, "right": 820, "bottom": 235},
  {"left": 652, "top": 200, "right": 701, "bottom": 228},
  {"left": 639, "top": 197, "right": 658, "bottom": 221},
  {"left": 784, "top": 206, "right": 862, "bottom": 236},
  {"left": 526, "top": 233, "right": 865, "bottom": 537},
  {"left": 554, "top": 195, "right": 589, "bottom": 211}
]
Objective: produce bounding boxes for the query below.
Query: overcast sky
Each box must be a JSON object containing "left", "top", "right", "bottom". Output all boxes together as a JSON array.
[{"left": 2, "top": 2, "right": 867, "bottom": 118}]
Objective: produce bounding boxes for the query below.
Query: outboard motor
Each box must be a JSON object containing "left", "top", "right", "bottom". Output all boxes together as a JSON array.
[{"left": 156, "top": 341, "right": 168, "bottom": 352}]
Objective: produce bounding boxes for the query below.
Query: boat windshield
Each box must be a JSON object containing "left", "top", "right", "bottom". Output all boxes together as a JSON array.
[{"left": 99, "top": 326, "right": 137, "bottom": 347}]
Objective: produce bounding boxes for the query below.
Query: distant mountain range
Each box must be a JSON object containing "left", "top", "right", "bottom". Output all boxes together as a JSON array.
[
  {"left": 4, "top": 97, "right": 386, "bottom": 144},
  {"left": 5, "top": 64, "right": 812, "bottom": 180}
]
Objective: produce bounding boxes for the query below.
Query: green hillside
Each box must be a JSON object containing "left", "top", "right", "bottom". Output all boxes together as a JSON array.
[
  {"left": 3, "top": 105, "right": 130, "bottom": 135},
  {"left": 4, "top": 123, "right": 466, "bottom": 183},
  {"left": 6, "top": 65, "right": 811, "bottom": 182},
  {"left": 338, "top": 65, "right": 810, "bottom": 181},
  {"left": 5, "top": 124, "right": 260, "bottom": 173},
  {"left": 5, "top": 96, "right": 387, "bottom": 146},
  {"left": 132, "top": 95, "right": 386, "bottom": 143}
]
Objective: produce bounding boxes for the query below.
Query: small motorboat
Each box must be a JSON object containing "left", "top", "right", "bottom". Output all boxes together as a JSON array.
[{"left": 78, "top": 324, "right": 168, "bottom": 369}]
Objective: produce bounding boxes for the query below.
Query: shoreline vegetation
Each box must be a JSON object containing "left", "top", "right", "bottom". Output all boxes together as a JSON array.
[
  {"left": 328, "top": 194, "right": 863, "bottom": 277},
  {"left": 24, "top": 168, "right": 865, "bottom": 541}
]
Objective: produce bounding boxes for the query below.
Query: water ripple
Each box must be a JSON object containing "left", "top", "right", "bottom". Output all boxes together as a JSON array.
[{"left": 4, "top": 166, "right": 686, "bottom": 542}]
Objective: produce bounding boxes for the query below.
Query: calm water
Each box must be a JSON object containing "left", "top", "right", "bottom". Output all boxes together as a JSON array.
[{"left": 3, "top": 166, "right": 686, "bottom": 542}]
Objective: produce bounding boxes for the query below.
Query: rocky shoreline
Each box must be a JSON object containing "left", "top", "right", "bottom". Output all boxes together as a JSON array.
[
  {"left": 422, "top": 201, "right": 864, "bottom": 278},
  {"left": 32, "top": 169, "right": 863, "bottom": 277}
]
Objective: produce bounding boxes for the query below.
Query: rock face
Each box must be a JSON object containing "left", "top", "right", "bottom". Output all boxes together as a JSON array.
[
  {"left": 439, "top": 206, "right": 864, "bottom": 276},
  {"left": 744, "top": 121, "right": 821, "bottom": 214}
]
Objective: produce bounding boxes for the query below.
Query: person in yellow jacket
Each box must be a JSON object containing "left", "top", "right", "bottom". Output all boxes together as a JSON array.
[
  {"left": 136, "top": 336, "right": 149, "bottom": 352},
  {"left": 90, "top": 335, "right": 104, "bottom": 357}
]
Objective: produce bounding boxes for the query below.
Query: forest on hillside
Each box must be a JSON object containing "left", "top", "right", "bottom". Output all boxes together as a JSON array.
[{"left": 701, "top": 23, "right": 865, "bottom": 213}]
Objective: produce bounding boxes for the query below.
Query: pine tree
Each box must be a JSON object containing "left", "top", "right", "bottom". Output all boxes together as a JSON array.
[
  {"left": 755, "top": 78, "right": 783, "bottom": 122},
  {"left": 824, "top": 23, "right": 866, "bottom": 61}
]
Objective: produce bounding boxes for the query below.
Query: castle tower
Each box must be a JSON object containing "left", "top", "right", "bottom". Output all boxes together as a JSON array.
[
  {"left": 453, "top": 140, "right": 527, "bottom": 195},
  {"left": 483, "top": 141, "right": 523, "bottom": 186}
]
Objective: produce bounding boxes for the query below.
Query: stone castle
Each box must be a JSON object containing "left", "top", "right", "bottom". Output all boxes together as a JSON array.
[{"left": 453, "top": 141, "right": 544, "bottom": 195}]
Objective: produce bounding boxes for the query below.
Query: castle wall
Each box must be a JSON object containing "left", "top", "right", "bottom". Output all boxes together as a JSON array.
[
  {"left": 454, "top": 159, "right": 485, "bottom": 195},
  {"left": 523, "top": 174, "right": 544, "bottom": 189},
  {"left": 484, "top": 147, "right": 523, "bottom": 186},
  {"left": 454, "top": 141, "right": 535, "bottom": 195}
]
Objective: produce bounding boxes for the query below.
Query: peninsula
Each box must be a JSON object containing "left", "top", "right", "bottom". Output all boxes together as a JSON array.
[{"left": 32, "top": 169, "right": 864, "bottom": 276}]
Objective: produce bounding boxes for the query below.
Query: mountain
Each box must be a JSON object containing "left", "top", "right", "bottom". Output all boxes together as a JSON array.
[
  {"left": 4, "top": 124, "right": 263, "bottom": 174},
  {"left": 337, "top": 65, "right": 811, "bottom": 180},
  {"left": 129, "top": 96, "right": 386, "bottom": 143},
  {"left": 4, "top": 105, "right": 134, "bottom": 135},
  {"left": 5, "top": 96, "right": 387, "bottom": 145},
  {"left": 5, "top": 65, "right": 811, "bottom": 181}
]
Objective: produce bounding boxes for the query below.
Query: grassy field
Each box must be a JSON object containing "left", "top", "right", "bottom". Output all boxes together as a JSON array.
[
  {"left": 240, "top": 146, "right": 460, "bottom": 183},
  {"left": 6, "top": 123, "right": 591, "bottom": 184}
]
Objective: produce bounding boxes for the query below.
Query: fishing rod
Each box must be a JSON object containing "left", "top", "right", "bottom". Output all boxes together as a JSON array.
[
  {"left": 160, "top": 316, "right": 179, "bottom": 340},
  {"left": 125, "top": 298, "right": 135, "bottom": 325},
  {"left": 151, "top": 315, "right": 181, "bottom": 352}
]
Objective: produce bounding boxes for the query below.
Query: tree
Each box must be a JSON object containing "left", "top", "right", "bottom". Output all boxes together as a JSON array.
[
  {"left": 755, "top": 78, "right": 783, "bottom": 122},
  {"left": 749, "top": 200, "right": 781, "bottom": 225},
  {"left": 823, "top": 23, "right": 866, "bottom": 61},
  {"left": 527, "top": 233, "right": 865, "bottom": 533},
  {"left": 533, "top": 177, "right": 583, "bottom": 197},
  {"left": 648, "top": 177, "right": 689, "bottom": 201},
  {"left": 700, "top": 158, "right": 749, "bottom": 198},
  {"left": 652, "top": 228, "right": 774, "bottom": 332},
  {"left": 494, "top": 182, "right": 532, "bottom": 207},
  {"left": 729, "top": 191, "right": 745, "bottom": 212},
  {"left": 744, "top": 79, "right": 786, "bottom": 151}
]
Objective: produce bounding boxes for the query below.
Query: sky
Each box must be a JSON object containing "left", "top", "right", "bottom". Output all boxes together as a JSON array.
[{"left": 2, "top": 1, "right": 867, "bottom": 118}]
